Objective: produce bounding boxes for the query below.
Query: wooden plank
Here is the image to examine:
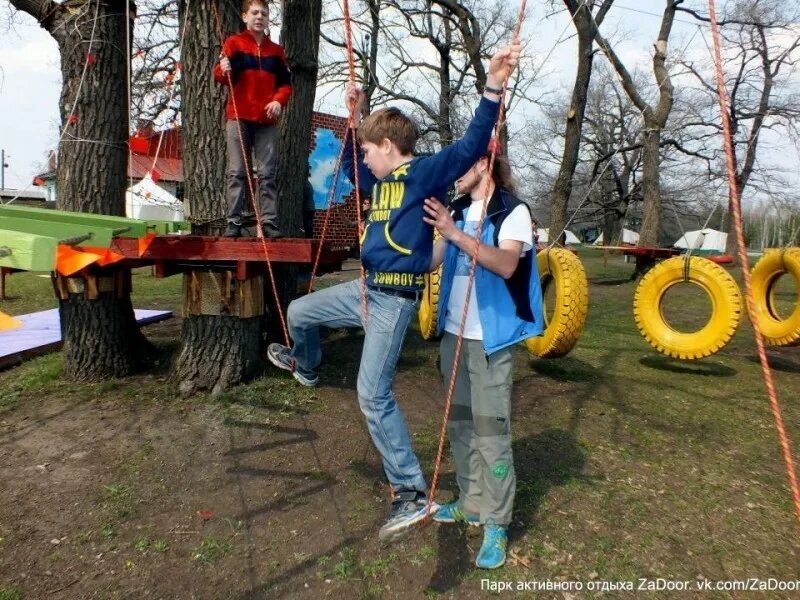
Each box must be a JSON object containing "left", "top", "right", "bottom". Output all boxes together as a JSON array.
[
  {"left": 182, "top": 271, "right": 264, "bottom": 318},
  {"left": 0, "top": 229, "right": 58, "bottom": 271},
  {"left": 0, "top": 204, "right": 152, "bottom": 237},
  {"left": 111, "top": 236, "right": 341, "bottom": 263},
  {"left": 0, "top": 216, "right": 122, "bottom": 247}
]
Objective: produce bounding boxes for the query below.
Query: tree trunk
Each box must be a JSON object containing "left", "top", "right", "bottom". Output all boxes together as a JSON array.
[
  {"left": 180, "top": 0, "right": 239, "bottom": 235},
  {"left": 9, "top": 0, "right": 152, "bottom": 380},
  {"left": 175, "top": 316, "right": 262, "bottom": 397},
  {"left": 276, "top": 0, "right": 322, "bottom": 238},
  {"left": 549, "top": 33, "right": 594, "bottom": 243},
  {"left": 638, "top": 127, "right": 662, "bottom": 247},
  {"left": 175, "top": 0, "right": 263, "bottom": 395},
  {"left": 59, "top": 280, "right": 154, "bottom": 381},
  {"left": 549, "top": 0, "right": 615, "bottom": 243},
  {"left": 271, "top": 0, "right": 322, "bottom": 329}
]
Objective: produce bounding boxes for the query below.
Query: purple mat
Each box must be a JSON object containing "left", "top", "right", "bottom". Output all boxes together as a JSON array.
[{"left": 0, "top": 308, "right": 172, "bottom": 370}]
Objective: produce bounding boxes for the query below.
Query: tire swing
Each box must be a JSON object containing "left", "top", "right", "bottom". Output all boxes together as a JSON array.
[
  {"left": 524, "top": 247, "right": 589, "bottom": 358},
  {"left": 750, "top": 248, "right": 800, "bottom": 347},
  {"left": 633, "top": 256, "right": 742, "bottom": 359},
  {"left": 419, "top": 266, "right": 442, "bottom": 341}
]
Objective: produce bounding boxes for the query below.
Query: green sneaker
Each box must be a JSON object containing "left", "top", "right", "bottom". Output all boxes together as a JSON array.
[
  {"left": 475, "top": 524, "right": 507, "bottom": 569},
  {"left": 432, "top": 502, "right": 480, "bottom": 526}
]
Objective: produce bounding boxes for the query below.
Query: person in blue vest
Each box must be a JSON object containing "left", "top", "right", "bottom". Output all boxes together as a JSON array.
[
  {"left": 266, "top": 41, "right": 521, "bottom": 543},
  {"left": 422, "top": 143, "right": 544, "bottom": 568}
]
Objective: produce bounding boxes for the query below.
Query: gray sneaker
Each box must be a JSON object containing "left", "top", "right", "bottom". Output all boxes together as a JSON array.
[
  {"left": 267, "top": 343, "right": 318, "bottom": 387},
  {"left": 378, "top": 491, "right": 439, "bottom": 543}
]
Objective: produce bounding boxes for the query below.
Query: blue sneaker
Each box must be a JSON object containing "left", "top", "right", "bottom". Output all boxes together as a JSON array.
[
  {"left": 432, "top": 502, "right": 480, "bottom": 526},
  {"left": 378, "top": 491, "right": 439, "bottom": 544},
  {"left": 267, "top": 343, "right": 319, "bottom": 387},
  {"left": 475, "top": 524, "right": 507, "bottom": 569}
]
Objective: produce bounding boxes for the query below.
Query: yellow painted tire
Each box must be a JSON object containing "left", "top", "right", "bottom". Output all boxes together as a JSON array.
[
  {"left": 633, "top": 256, "right": 742, "bottom": 360},
  {"left": 419, "top": 266, "right": 442, "bottom": 341},
  {"left": 524, "top": 248, "right": 589, "bottom": 358},
  {"left": 750, "top": 248, "right": 800, "bottom": 346}
]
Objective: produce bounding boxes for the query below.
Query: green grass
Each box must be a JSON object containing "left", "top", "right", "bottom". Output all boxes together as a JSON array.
[
  {"left": 0, "top": 588, "right": 23, "bottom": 600},
  {"left": 1, "top": 246, "right": 799, "bottom": 592},
  {"left": 192, "top": 536, "right": 233, "bottom": 565}
]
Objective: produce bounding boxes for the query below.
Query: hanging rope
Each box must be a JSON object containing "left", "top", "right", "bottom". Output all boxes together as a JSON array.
[
  {"left": 706, "top": 0, "right": 800, "bottom": 531},
  {"left": 211, "top": 0, "right": 291, "bottom": 348},
  {"left": 342, "top": 0, "right": 370, "bottom": 326},
  {"left": 425, "top": 0, "right": 529, "bottom": 520}
]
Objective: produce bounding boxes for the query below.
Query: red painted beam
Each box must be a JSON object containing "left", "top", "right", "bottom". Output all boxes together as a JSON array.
[
  {"left": 111, "top": 236, "right": 348, "bottom": 265},
  {"left": 620, "top": 247, "right": 679, "bottom": 259}
]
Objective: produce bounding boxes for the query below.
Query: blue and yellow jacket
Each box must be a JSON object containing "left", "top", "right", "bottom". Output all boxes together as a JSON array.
[
  {"left": 437, "top": 189, "right": 545, "bottom": 355},
  {"left": 343, "top": 97, "right": 500, "bottom": 291}
]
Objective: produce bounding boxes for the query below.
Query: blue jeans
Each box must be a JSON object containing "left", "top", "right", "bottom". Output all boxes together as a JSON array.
[{"left": 286, "top": 279, "right": 427, "bottom": 493}]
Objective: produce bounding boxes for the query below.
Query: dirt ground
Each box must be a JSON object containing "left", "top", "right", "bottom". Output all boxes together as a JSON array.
[
  {"left": 1, "top": 316, "right": 557, "bottom": 599},
  {"left": 2, "top": 255, "right": 800, "bottom": 599}
]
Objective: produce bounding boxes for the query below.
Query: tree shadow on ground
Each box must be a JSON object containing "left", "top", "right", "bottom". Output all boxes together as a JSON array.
[
  {"left": 425, "top": 428, "right": 586, "bottom": 594},
  {"left": 639, "top": 355, "right": 738, "bottom": 377}
]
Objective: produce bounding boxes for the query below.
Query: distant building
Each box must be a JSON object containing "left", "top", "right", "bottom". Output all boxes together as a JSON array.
[{"left": 32, "top": 113, "right": 361, "bottom": 247}]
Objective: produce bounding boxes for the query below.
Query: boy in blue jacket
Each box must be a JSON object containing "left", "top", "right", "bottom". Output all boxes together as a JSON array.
[
  {"left": 267, "top": 41, "right": 520, "bottom": 542},
  {"left": 423, "top": 147, "right": 544, "bottom": 568}
]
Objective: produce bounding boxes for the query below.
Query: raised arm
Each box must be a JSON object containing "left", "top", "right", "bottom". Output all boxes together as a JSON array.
[
  {"left": 413, "top": 41, "right": 521, "bottom": 188},
  {"left": 342, "top": 127, "right": 378, "bottom": 193}
]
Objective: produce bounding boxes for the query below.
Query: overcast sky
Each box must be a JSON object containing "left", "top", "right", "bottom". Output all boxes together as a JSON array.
[{"left": 1, "top": 0, "right": 797, "bottom": 204}]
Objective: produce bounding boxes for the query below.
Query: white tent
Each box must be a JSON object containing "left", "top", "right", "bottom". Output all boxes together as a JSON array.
[
  {"left": 125, "top": 174, "right": 184, "bottom": 221},
  {"left": 592, "top": 229, "right": 640, "bottom": 245},
  {"left": 537, "top": 228, "right": 580, "bottom": 244},
  {"left": 673, "top": 228, "right": 727, "bottom": 252}
]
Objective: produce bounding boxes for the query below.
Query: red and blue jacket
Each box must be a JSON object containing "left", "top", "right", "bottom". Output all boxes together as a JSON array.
[{"left": 213, "top": 31, "right": 292, "bottom": 124}]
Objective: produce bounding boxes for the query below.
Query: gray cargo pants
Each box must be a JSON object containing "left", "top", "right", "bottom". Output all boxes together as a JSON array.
[
  {"left": 225, "top": 120, "right": 278, "bottom": 226},
  {"left": 439, "top": 332, "right": 516, "bottom": 526}
]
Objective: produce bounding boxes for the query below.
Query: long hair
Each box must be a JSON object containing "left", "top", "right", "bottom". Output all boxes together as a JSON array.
[{"left": 487, "top": 153, "right": 517, "bottom": 196}]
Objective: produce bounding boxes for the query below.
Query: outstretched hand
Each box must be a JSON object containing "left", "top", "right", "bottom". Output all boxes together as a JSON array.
[
  {"left": 423, "top": 197, "right": 459, "bottom": 241},
  {"left": 487, "top": 38, "right": 521, "bottom": 85}
]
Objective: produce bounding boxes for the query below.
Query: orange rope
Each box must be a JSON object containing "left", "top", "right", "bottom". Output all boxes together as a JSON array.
[
  {"left": 425, "top": 0, "right": 528, "bottom": 519},
  {"left": 212, "top": 0, "right": 290, "bottom": 348},
  {"left": 307, "top": 122, "right": 350, "bottom": 292},
  {"left": 341, "top": 0, "right": 370, "bottom": 326},
  {"left": 707, "top": 0, "right": 800, "bottom": 530}
]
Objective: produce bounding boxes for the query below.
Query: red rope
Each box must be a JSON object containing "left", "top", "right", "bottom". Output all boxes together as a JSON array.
[
  {"left": 212, "top": 0, "right": 290, "bottom": 348},
  {"left": 425, "top": 0, "right": 528, "bottom": 519},
  {"left": 307, "top": 123, "right": 350, "bottom": 292},
  {"left": 707, "top": 0, "right": 800, "bottom": 530},
  {"left": 341, "top": 0, "right": 370, "bottom": 326}
]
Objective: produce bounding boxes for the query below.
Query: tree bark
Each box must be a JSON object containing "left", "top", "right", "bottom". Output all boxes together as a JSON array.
[
  {"left": 175, "top": 0, "right": 262, "bottom": 395},
  {"left": 549, "top": 0, "right": 614, "bottom": 244},
  {"left": 180, "top": 0, "right": 239, "bottom": 235},
  {"left": 60, "top": 285, "right": 153, "bottom": 381},
  {"left": 175, "top": 316, "right": 263, "bottom": 397},
  {"left": 276, "top": 0, "right": 322, "bottom": 238},
  {"left": 10, "top": 0, "right": 154, "bottom": 380}
]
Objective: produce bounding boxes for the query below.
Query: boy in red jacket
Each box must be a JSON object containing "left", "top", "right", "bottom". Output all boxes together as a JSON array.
[{"left": 214, "top": 0, "right": 292, "bottom": 238}]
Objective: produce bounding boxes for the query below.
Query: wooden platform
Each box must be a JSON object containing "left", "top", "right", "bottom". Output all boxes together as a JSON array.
[{"left": 109, "top": 235, "right": 350, "bottom": 279}]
